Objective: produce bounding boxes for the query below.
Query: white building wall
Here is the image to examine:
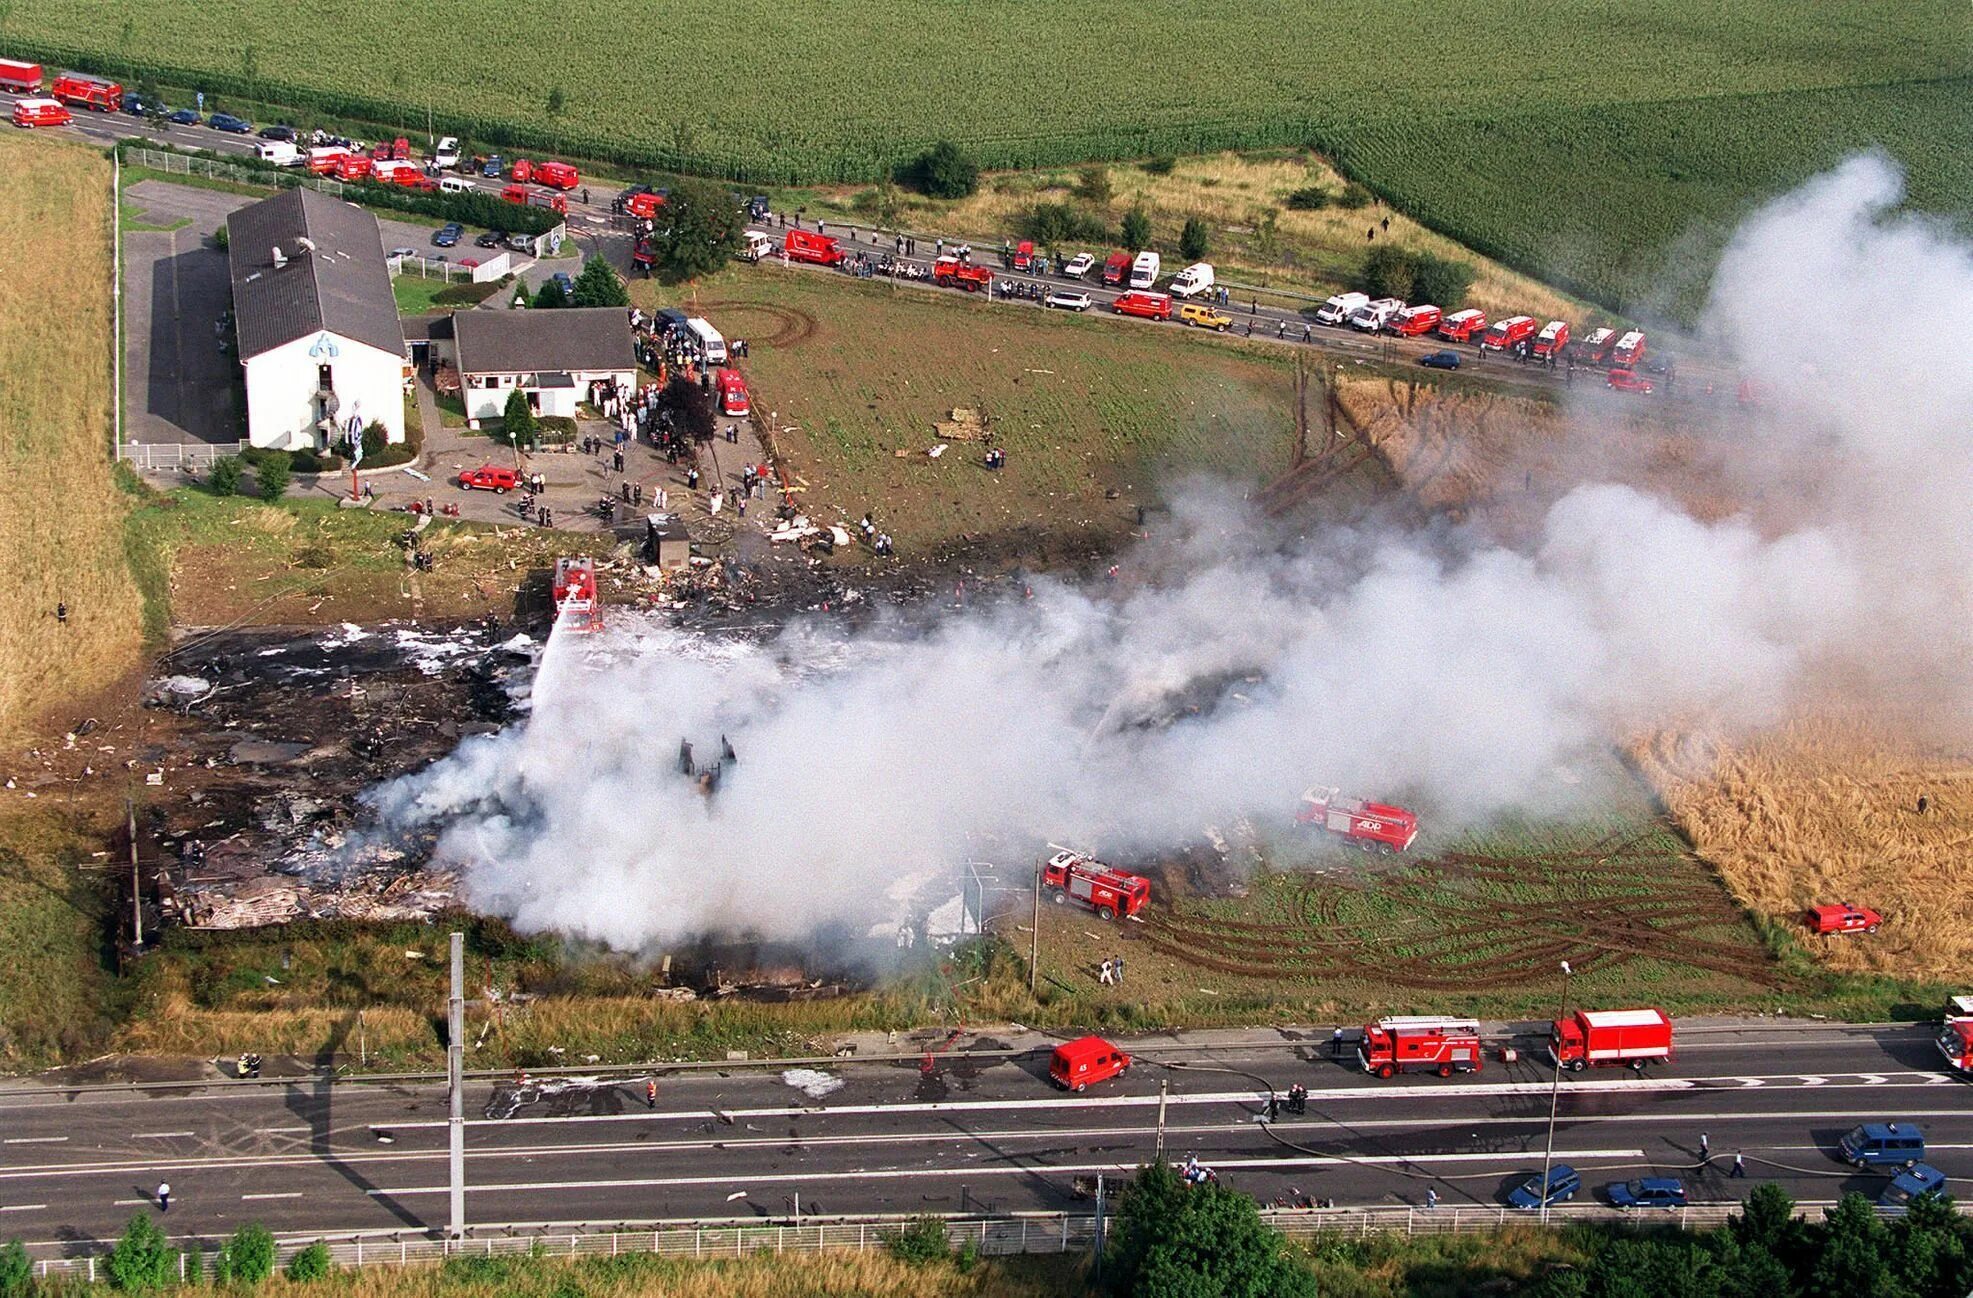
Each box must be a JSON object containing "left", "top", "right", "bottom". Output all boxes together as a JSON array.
[
  {"left": 462, "top": 368, "right": 636, "bottom": 423},
  {"left": 242, "top": 332, "right": 406, "bottom": 450}
]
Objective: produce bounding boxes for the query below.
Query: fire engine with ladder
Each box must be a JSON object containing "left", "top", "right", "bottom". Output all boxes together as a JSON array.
[
  {"left": 1358, "top": 1016, "right": 1484, "bottom": 1079},
  {"left": 1041, "top": 850, "right": 1149, "bottom": 921},
  {"left": 552, "top": 557, "right": 602, "bottom": 633},
  {"left": 1296, "top": 786, "right": 1420, "bottom": 853}
]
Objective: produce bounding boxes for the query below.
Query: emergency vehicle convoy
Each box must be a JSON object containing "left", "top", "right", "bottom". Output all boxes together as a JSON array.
[
  {"left": 1359, "top": 1017, "right": 1483, "bottom": 1078},
  {"left": 1550, "top": 1007, "right": 1674, "bottom": 1071},
  {"left": 1041, "top": 850, "right": 1149, "bottom": 921},
  {"left": 1296, "top": 787, "right": 1420, "bottom": 852}
]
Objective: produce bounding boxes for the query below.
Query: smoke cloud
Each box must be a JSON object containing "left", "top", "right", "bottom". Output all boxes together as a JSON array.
[{"left": 371, "top": 155, "right": 1973, "bottom": 950}]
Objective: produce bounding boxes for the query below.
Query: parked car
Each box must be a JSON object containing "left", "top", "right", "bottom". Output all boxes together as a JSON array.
[
  {"left": 475, "top": 230, "right": 507, "bottom": 249},
  {"left": 432, "top": 223, "right": 464, "bottom": 248},
  {"left": 1044, "top": 289, "right": 1092, "bottom": 312},
  {"left": 1840, "top": 1123, "right": 1924, "bottom": 1169},
  {"left": 1061, "top": 252, "right": 1095, "bottom": 279},
  {"left": 506, "top": 231, "right": 536, "bottom": 252},
  {"left": 1880, "top": 1164, "right": 1947, "bottom": 1208},
  {"left": 551, "top": 271, "right": 575, "bottom": 295},
  {"left": 1048, "top": 1036, "right": 1131, "bottom": 1092},
  {"left": 1606, "top": 368, "right": 1655, "bottom": 395},
  {"left": 387, "top": 247, "right": 417, "bottom": 260},
  {"left": 257, "top": 124, "right": 297, "bottom": 142},
  {"left": 458, "top": 465, "right": 518, "bottom": 493},
  {"left": 208, "top": 112, "right": 253, "bottom": 134},
  {"left": 120, "top": 92, "right": 165, "bottom": 116},
  {"left": 1606, "top": 1178, "right": 1686, "bottom": 1210},
  {"left": 1507, "top": 1165, "right": 1580, "bottom": 1209},
  {"left": 168, "top": 108, "right": 202, "bottom": 126},
  {"left": 1178, "top": 303, "right": 1232, "bottom": 331},
  {"left": 1419, "top": 350, "right": 1462, "bottom": 371}
]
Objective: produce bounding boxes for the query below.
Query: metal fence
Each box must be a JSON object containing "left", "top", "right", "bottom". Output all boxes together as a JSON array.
[
  {"left": 117, "top": 440, "right": 247, "bottom": 472},
  {"left": 124, "top": 146, "right": 347, "bottom": 199}
]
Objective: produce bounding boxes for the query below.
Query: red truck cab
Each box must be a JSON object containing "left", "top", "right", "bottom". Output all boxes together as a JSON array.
[
  {"left": 1359, "top": 1017, "right": 1483, "bottom": 1079},
  {"left": 933, "top": 256, "right": 991, "bottom": 291},
  {"left": 459, "top": 465, "right": 518, "bottom": 492},
  {"left": 1938, "top": 1001, "right": 1973, "bottom": 1074},
  {"left": 1049, "top": 1036, "right": 1131, "bottom": 1091},
  {"left": 1102, "top": 251, "right": 1132, "bottom": 286},
  {"left": 784, "top": 229, "right": 845, "bottom": 266},
  {"left": 1611, "top": 330, "right": 1647, "bottom": 368},
  {"left": 1551, "top": 1008, "right": 1673, "bottom": 1072},
  {"left": 508, "top": 158, "right": 534, "bottom": 185},
  {"left": 1296, "top": 786, "right": 1419, "bottom": 852},
  {"left": 1111, "top": 291, "right": 1173, "bottom": 321},
  {"left": 1437, "top": 309, "right": 1487, "bottom": 343},
  {"left": 336, "top": 155, "right": 375, "bottom": 182}
]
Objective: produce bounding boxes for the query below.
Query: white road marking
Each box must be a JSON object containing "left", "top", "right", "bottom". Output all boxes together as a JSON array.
[
  {"left": 2, "top": 1137, "right": 67, "bottom": 1145},
  {"left": 133, "top": 1132, "right": 196, "bottom": 1140},
  {"left": 0, "top": 1205, "right": 46, "bottom": 1212},
  {"left": 241, "top": 1192, "right": 303, "bottom": 1201},
  {"left": 112, "top": 1199, "right": 149, "bottom": 1206},
  {"left": 255, "top": 1127, "right": 311, "bottom": 1135},
  {"left": 1800, "top": 1076, "right": 1828, "bottom": 1086},
  {"left": 369, "top": 1148, "right": 1653, "bottom": 1197}
]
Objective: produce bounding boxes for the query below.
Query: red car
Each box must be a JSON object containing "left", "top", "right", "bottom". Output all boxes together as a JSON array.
[
  {"left": 1049, "top": 1036, "right": 1131, "bottom": 1091},
  {"left": 459, "top": 464, "right": 518, "bottom": 493},
  {"left": 1806, "top": 903, "right": 1882, "bottom": 936},
  {"left": 1607, "top": 369, "right": 1654, "bottom": 395}
]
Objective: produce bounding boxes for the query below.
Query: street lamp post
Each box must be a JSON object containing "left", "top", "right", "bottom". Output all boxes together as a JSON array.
[{"left": 1537, "top": 959, "right": 1574, "bottom": 1223}]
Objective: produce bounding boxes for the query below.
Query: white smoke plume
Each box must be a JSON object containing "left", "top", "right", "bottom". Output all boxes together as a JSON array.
[{"left": 371, "top": 156, "right": 1973, "bottom": 950}]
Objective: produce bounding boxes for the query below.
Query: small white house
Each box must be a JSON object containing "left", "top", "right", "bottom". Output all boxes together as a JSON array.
[
  {"left": 451, "top": 307, "right": 637, "bottom": 424},
  {"left": 226, "top": 189, "right": 407, "bottom": 451}
]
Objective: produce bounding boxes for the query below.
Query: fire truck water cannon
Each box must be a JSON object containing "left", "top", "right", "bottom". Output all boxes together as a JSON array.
[
  {"left": 1041, "top": 850, "right": 1149, "bottom": 922},
  {"left": 1358, "top": 1017, "right": 1483, "bottom": 1079},
  {"left": 1296, "top": 787, "right": 1419, "bottom": 853},
  {"left": 552, "top": 557, "right": 602, "bottom": 633}
]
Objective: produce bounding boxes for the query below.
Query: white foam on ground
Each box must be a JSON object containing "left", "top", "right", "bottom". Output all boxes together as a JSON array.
[{"left": 781, "top": 1069, "right": 845, "bottom": 1100}]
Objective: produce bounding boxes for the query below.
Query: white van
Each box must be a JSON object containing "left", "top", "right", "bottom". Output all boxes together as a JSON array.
[
  {"left": 254, "top": 140, "right": 300, "bottom": 167},
  {"left": 1348, "top": 297, "right": 1404, "bottom": 331},
  {"left": 438, "top": 175, "right": 474, "bottom": 195},
  {"left": 741, "top": 230, "right": 775, "bottom": 262},
  {"left": 686, "top": 317, "right": 727, "bottom": 364},
  {"left": 1169, "top": 262, "right": 1214, "bottom": 299},
  {"left": 1315, "top": 291, "right": 1370, "bottom": 326},
  {"left": 1129, "top": 250, "right": 1161, "bottom": 290},
  {"left": 433, "top": 136, "right": 461, "bottom": 169}
]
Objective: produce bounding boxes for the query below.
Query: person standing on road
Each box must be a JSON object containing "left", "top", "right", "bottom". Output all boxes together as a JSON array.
[
  {"left": 646, "top": 1078, "right": 657, "bottom": 1109},
  {"left": 1331, "top": 1026, "right": 1346, "bottom": 1057},
  {"left": 1425, "top": 1188, "right": 1439, "bottom": 1209},
  {"left": 1699, "top": 1132, "right": 1711, "bottom": 1164},
  {"left": 157, "top": 1182, "right": 171, "bottom": 1213},
  {"left": 1731, "top": 1151, "right": 1746, "bottom": 1178}
]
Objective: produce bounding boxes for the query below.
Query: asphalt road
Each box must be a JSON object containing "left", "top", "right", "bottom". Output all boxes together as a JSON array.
[
  {"left": 11, "top": 95, "right": 1740, "bottom": 406},
  {"left": 0, "top": 1021, "right": 1963, "bottom": 1252}
]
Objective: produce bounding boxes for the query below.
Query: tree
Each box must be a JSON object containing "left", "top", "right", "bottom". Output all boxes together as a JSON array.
[
  {"left": 1806, "top": 1193, "right": 1894, "bottom": 1298},
  {"left": 1075, "top": 165, "right": 1113, "bottom": 205},
  {"left": 1179, "top": 216, "right": 1210, "bottom": 261},
  {"left": 284, "top": 1242, "right": 333, "bottom": 1282},
  {"left": 644, "top": 178, "right": 745, "bottom": 281},
  {"left": 502, "top": 387, "right": 538, "bottom": 447},
  {"left": 1362, "top": 245, "right": 1417, "bottom": 300},
  {"left": 105, "top": 1215, "right": 174, "bottom": 1293},
  {"left": 902, "top": 140, "right": 979, "bottom": 199},
  {"left": 1108, "top": 1163, "right": 1317, "bottom": 1298},
  {"left": 1583, "top": 1237, "right": 1722, "bottom": 1298},
  {"left": 215, "top": 1224, "right": 276, "bottom": 1287},
  {"left": 1410, "top": 253, "right": 1476, "bottom": 311},
  {"left": 1886, "top": 1190, "right": 1972, "bottom": 1297},
  {"left": 360, "top": 419, "right": 388, "bottom": 462},
  {"left": 571, "top": 254, "right": 630, "bottom": 307},
  {"left": 546, "top": 85, "right": 566, "bottom": 118},
  {"left": 208, "top": 455, "right": 243, "bottom": 496},
  {"left": 255, "top": 452, "right": 291, "bottom": 502},
  {"left": 532, "top": 276, "right": 570, "bottom": 309},
  {"left": 0, "top": 1240, "right": 32, "bottom": 1298},
  {"left": 659, "top": 376, "right": 715, "bottom": 443},
  {"left": 1121, "top": 207, "right": 1152, "bottom": 252}
]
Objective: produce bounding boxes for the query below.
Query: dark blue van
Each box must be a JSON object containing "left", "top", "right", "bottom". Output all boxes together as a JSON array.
[{"left": 1839, "top": 1122, "right": 1924, "bottom": 1168}]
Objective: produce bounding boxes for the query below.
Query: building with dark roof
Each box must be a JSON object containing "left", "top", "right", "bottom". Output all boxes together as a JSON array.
[
  {"left": 226, "top": 189, "right": 407, "bottom": 451},
  {"left": 450, "top": 307, "right": 636, "bottom": 423}
]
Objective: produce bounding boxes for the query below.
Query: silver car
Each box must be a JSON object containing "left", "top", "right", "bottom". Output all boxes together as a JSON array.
[{"left": 1045, "top": 290, "right": 1092, "bottom": 312}]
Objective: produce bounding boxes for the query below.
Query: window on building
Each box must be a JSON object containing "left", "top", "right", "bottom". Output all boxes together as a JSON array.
[{"left": 317, "top": 363, "right": 334, "bottom": 391}]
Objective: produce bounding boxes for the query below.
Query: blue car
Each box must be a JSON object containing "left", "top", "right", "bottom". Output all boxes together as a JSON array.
[
  {"left": 432, "top": 223, "right": 464, "bottom": 248},
  {"left": 1507, "top": 1164, "right": 1580, "bottom": 1209},
  {"left": 1419, "top": 350, "right": 1462, "bottom": 371},
  {"left": 551, "top": 272, "right": 575, "bottom": 296},
  {"left": 208, "top": 112, "right": 253, "bottom": 133},
  {"left": 168, "top": 108, "right": 202, "bottom": 126},
  {"left": 1880, "top": 1164, "right": 1946, "bottom": 1208},
  {"left": 121, "top": 92, "right": 164, "bottom": 116},
  {"left": 1607, "top": 1177, "right": 1687, "bottom": 1209}
]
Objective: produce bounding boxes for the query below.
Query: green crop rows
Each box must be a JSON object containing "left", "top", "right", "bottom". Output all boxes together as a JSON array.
[{"left": 10, "top": 1, "right": 1969, "bottom": 317}]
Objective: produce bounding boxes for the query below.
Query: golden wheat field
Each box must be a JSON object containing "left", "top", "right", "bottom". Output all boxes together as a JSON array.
[
  {"left": 1635, "top": 718, "right": 1973, "bottom": 978},
  {"left": 0, "top": 133, "right": 143, "bottom": 740}
]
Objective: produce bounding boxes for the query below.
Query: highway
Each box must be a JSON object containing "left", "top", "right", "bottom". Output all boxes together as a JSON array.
[
  {"left": 2, "top": 91, "right": 1737, "bottom": 401},
  {"left": 0, "top": 1021, "right": 1964, "bottom": 1251}
]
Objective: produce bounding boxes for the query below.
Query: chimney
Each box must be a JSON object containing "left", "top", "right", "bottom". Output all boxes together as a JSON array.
[
  {"left": 295, "top": 236, "right": 318, "bottom": 254},
  {"left": 272, "top": 246, "right": 287, "bottom": 269}
]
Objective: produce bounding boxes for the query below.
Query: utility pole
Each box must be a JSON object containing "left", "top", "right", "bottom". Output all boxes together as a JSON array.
[
  {"left": 1537, "top": 959, "right": 1573, "bottom": 1224},
  {"left": 1092, "top": 1173, "right": 1106, "bottom": 1286},
  {"left": 112, "top": 152, "right": 123, "bottom": 463},
  {"left": 1155, "top": 1079, "right": 1169, "bottom": 1163},
  {"left": 447, "top": 931, "right": 465, "bottom": 1239},
  {"left": 1028, "top": 856, "right": 1041, "bottom": 995},
  {"left": 127, "top": 798, "right": 142, "bottom": 947}
]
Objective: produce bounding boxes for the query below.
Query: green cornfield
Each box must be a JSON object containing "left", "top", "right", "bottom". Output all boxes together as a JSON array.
[{"left": 8, "top": 0, "right": 1969, "bottom": 315}]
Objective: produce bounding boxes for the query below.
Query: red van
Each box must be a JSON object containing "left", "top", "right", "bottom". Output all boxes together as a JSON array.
[
  {"left": 535, "top": 161, "right": 580, "bottom": 191},
  {"left": 1049, "top": 1036, "right": 1132, "bottom": 1091},
  {"left": 1111, "top": 291, "right": 1173, "bottom": 321},
  {"left": 716, "top": 368, "right": 751, "bottom": 417},
  {"left": 1102, "top": 251, "right": 1132, "bottom": 287},
  {"left": 11, "top": 98, "right": 71, "bottom": 129}
]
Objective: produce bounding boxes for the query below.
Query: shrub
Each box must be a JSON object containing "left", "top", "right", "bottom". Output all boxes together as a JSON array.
[
  {"left": 106, "top": 1215, "right": 174, "bottom": 1293},
  {"left": 1021, "top": 201, "right": 1110, "bottom": 247},
  {"left": 1074, "top": 165, "right": 1112, "bottom": 205},
  {"left": 212, "top": 223, "right": 230, "bottom": 250},
  {"left": 884, "top": 1216, "right": 951, "bottom": 1267},
  {"left": 1121, "top": 207, "right": 1152, "bottom": 251},
  {"left": 502, "top": 388, "right": 539, "bottom": 446},
  {"left": 1143, "top": 155, "right": 1176, "bottom": 175},
  {"left": 216, "top": 1224, "right": 276, "bottom": 1286},
  {"left": 254, "top": 452, "right": 292, "bottom": 501},
  {"left": 432, "top": 281, "right": 500, "bottom": 307},
  {"left": 1339, "top": 181, "right": 1375, "bottom": 209},
  {"left": 283, "top": 1242, "right": 333, "bottom": 1282},
  {"left": 0, "top": 1240, "right": 32, "bottom": 1298},
  {"left": 1362, "top": 244, "right": 1417, "bottom": 300},
  {"left": 361, "top": 420, "right": 387, "bottom": 462},
  {"left": 900, "top": 140, "right": 979, "bottom": 199},
  {"left": 1410, "top": 252, "right": 1476, "bottom": 310},
  {"left": 533, "top": 276, "right": 570, "bottom": 309},
  {"left": 207, "top": 455, "right": 243, "bottom": 496},
  {"left": 1179, "top": 216, "right": 1210, "bottom": 260},
  {"left": 1284, "top": 186, "right": 1333, "bottom": 210}
]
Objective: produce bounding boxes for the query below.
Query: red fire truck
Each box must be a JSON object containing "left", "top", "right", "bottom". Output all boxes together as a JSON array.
[
  {"left": 1937, "top": 997, "right": 1973, "bottom": 1075},
  {"left": 335, "top": 155, "right": 375, "bottom": 182},
  {"left": 1579, "top": 327, "right": 1617, "bottom": 364},
  {"left": 1611, "top": 329, "right": 1647, "bottom": 368},
  {"left": 535, "top": 160, "right": 580, "bottom": 190},
  {"left": 1359, "top": 1017, "right": 1483, "bottom": 1079},
  {"left": 1295, "top": 787, "right": 1419, "bottom": 853},
  {"left": 932, "top": 257, "right": 991, "bottom": 292},
  {"left": 1481, "top": 315, "right": 1538, "bottom": 352},
  {"left": 51, "top": 71, "right": 122, "bottom": 111},
  {"left": 369, "top": 135, "right": 411, "bottom": 162},
  {"left": 552, "top": 557, "right": 602, "bottom": 633},
  {"left": 784, "top": 228, "right": 845, "bottom": 266},
  {"left": 502, "top": 184, "right": 568, "bottom": 214},
  {"left": 1550, "top": 1008, "right": 1673, "bottom": 1072},
  {"left": 0, "top": 59, "right": 43, "bottom": 94},
  {"left": 716, "top": 368, "right": 751, "bottom": 417},
  {"left": 1102, "top": 251, "right": 1132, "bottom": 286},
  {"left": 1390, "top": 305, "right": 1442, "bottom": 337},
  {"left": 1532, "top": 320, "right": 1571, "bottom": 360},
  {"left": 624, "top": 191, "right": 665, "bottom": 220},
  {"left": 1437, "top": 308, "right": 1487, "bottom": 343},
  {"left": 1042, "top": 850, "right": 1149, "bottom": 921}
]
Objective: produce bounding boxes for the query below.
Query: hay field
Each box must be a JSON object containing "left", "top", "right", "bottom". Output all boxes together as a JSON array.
[
  {"left": 1635, "top": 719, "right": 1973, "bottom": 978},
  {"left": 0, "top": 133, "right": 144, "bottom": 740}
]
